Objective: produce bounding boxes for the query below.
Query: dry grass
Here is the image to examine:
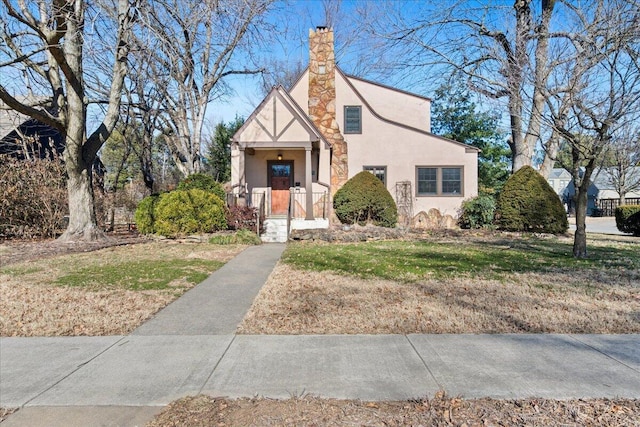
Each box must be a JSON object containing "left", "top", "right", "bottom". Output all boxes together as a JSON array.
[
  {"left": 147, "top": 394, "right": 640, "bottom": 427},
  {"left": 239, "top": 236, "right": 640, "bottom": 335},
  {"left": 0, "top": 241, "right": 245, "bottom": 337}
]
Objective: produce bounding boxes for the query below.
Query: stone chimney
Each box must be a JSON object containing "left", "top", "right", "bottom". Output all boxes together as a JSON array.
[{"left": 308, "top": 27, "right": 348, "bottom": 196}]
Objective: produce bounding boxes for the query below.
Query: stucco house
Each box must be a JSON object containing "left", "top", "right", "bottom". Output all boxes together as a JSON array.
[{"left": 231, "top": 27, "right": 479, "bottom": 241}]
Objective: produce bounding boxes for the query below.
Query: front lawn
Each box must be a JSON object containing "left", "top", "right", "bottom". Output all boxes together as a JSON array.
[
  {"left": 239, "top": 234, "right": 640, "bottom": 334},
  {"left": 0, "top": 241, "right": 245, "bottom": 336}
]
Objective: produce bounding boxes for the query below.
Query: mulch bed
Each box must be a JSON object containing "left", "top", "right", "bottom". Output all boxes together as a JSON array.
[{"left": 147, "top": 394, "right": 640, "bottom": 426}]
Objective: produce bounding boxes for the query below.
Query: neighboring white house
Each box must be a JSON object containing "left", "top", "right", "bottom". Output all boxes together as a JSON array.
[
  {"left": 231, "top": 27, "right": 479, "bottom": 238},
  {"left": 549, "top": 167, "right": 640, "bottom": 215}
]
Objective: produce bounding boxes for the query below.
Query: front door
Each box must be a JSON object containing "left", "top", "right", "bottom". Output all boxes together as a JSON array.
[{"left": 268, "top": 161, "right": 293, "bottom": 215}]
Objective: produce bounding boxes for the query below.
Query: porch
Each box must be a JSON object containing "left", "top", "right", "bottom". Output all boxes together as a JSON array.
[{"left": 228, "top": 188, "right": 329, "bottom": 243}]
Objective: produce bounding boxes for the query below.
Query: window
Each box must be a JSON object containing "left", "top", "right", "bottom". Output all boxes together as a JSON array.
[
  {"left": 416, "top": 167, "right": 463, "bottom": 196},
  {"left": 442, "top": 167, "right": 462, "bottom": 194},
  {"left": 363, "top": 166, "right": 386, "bottom": 185},
  {"left": 344, "top": 106, "right": 361, "bottom": 134},
  {"left": 417, "top": 167, "right": 437, "bottom": 194}
]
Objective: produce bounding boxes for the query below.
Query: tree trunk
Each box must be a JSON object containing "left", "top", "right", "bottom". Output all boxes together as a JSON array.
[
  {"left": 539, "top": 137, "right": 560, "bottom": 179},
  {"left": 59, "top": 160, "right": 105, "bottom": 241},
  {"left": 573, "top": 186, "right": 588, "bottom": 258}
]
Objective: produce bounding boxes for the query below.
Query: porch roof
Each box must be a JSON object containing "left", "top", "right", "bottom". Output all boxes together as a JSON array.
[{"left": 232, "top": 85, "right": 329, "bottom": 150}]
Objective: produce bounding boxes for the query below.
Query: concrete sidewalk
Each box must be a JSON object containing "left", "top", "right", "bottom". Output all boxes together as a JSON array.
[
  {"left": 2, "top": 334, "right": 639, "bottom": 425},
  {"left": 132, "top": 243, "right": 286, "bottom": 335},
  {"left": 1, "top": 242, "right": 639, "bottom": 426}
]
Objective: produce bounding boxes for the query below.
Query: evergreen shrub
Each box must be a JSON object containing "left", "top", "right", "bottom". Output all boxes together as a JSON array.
[
  {"left": 134, "top": 194, "right": 160, "bottom": 234},
  {"left": 153, "top": 189, "right": 227, "bottom": 237},
  {"left": 333, "top": 171, "right": 398, "bottom": 227},
  {"left": 177, "top": 173, "right": 226, "bottom": 201},
  {"left": 458, "top": 194, "right": 496, "bottom": 229},
  {"left": 615, "top": 205, "right": 640, "bottom": 236},
  {"left": 496, "top": 166, "right": 568, "bottom": 234}
]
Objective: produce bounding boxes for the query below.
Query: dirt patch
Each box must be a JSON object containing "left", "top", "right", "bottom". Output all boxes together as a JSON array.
[
  {"left": 239, "top": 263, "right": 640, "bottom": 334},
  {"left": 0, "top": 233, "right": 148, "bottom": 267},
  {"left": 147, "top": 394, "right": 640, "bottom": 426},
  {"left": 0, "top": 239, "right": 245, "bottom": 336}
]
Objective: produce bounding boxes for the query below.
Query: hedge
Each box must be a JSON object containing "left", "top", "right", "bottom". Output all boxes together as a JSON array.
[{"left": 615, "top": 205, "right": 640, "bottom": 236}]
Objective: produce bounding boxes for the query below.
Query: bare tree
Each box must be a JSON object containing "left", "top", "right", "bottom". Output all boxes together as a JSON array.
[
  {"left": 358, "top": 0, "right": 557, "bottom": 174},
  {"left": 543, "top": 0, "right": 640, "bottom": 257},
  {"left": 602, "top": 128, "right": 640, "bottom": 205},
  {"left": 134, "top": 0, "right": 275, "bottom": 177},
  {"left": 0, "top": 0, "right": 135, "bottom": 241},
  {"left": 122, "top": 52, "right": 165, "bottom": 193}
]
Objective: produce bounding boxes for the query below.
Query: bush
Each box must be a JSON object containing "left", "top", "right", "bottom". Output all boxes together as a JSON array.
[
  {"left": 458, "top": 194, "right": 496, "bottom": 229},
  {"left": 153, "top": 189, "right": 227, "bottom": 237},
  {"left": 177, "top": 173, "right": 226, "bottom": 201},
  {"left": 333, "top": 171, "right": 398, "bottom": 227},
  {"left": 134, "top": 194, "right": 160, "bottom": 234},
  {"left": 615, "top": 205, "right": 640, "bottom": 236},
  {"left": 496, "top": 166, "right": 568, "bottom": 234},
  {"left": 0, "top": 156, "right": 67, "bottom": 238},
  {"left": 208, "top": 229, "right": 262, "bottom": 245},
  {"left": 226, "top": 205, "right": 265, "bottom": 234}
]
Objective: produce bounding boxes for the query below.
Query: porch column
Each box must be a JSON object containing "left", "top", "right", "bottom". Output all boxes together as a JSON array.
[
  {"left": 305, "top": 147, "right": 314, "bottom": 220},
  {"left": 239, "top": 148, "right": 246, "bottom": 195}
]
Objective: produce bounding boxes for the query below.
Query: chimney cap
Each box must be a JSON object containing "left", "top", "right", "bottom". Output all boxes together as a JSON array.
[{"left": 316, "top": 26, "right": 328, "bottom": 31}]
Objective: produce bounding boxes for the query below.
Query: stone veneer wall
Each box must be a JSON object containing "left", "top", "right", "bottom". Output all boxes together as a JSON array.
[{"left": 308, "top": 27, "right": 348, "bottom": 196}]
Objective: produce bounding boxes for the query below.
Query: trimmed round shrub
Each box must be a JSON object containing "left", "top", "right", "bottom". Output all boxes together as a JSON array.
[
  {"left": 153, "top": 189, "right": 227, "bottom": 237},
  {"left": 496, "top": 166, "right": 568, "bottom": 234},
  {"left": 134, "top": 194, "right": 160, "bottom": 234},
  {"left": 458, "top": 194, "right": 496, "bottom": 229},
  {"left": 177, "top": 173, "right": 226, "bottom": 201},
  {"left": 333, "top": 171, "right": 398, "bottom": 227},
  {"left": 615, "top": 205, "right": 640, "bottom": 236}
]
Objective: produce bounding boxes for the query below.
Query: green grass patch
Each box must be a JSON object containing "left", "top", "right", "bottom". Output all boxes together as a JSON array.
[
  {"left": 209, "top": 229, "right": 261, "bottom": 245},
  {"left": 55, "top": 259, "right": 223, "bottom": 290},
  {"left": 1, "top": 266, "right": 44, "bottom": 276},
  {"left": 282, "top": 238, "right": 640, "bottom": 280}
]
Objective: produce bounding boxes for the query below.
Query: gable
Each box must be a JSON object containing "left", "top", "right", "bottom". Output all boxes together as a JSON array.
[
  {"left": 233, "top": 85, "right": 328, "bottom": 148},
  {"left": 345, "top": 74, "right": 431, "bottom": 132}
]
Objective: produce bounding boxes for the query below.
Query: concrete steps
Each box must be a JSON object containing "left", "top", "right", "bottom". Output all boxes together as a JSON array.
[
  {"left": 261, "top": 218, "right": 331, "bottom": 243},
  {"left": 261, "top": 218, "right": 288, "bottom": 243}
]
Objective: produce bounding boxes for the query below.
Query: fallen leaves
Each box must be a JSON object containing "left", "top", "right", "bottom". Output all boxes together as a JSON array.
[{"left": 146, "top": 394, "right": 640, "bottom": 427}]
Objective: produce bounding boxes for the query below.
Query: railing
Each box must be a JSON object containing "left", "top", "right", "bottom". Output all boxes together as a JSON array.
[
  {"left": 286, "top": 191, "right": 293, "bottom": 240},
  {"left": 289, "top": 191, "right": 329, "bottom": 219},
  {"left": 595, "top": 197, "right": 640, "bottom": 216},
  {"left": 255, "top": 192, "right": 266, "bottom": 235},
  {"left": 251, "top": 190, "right": 269, "bottom": 216}
]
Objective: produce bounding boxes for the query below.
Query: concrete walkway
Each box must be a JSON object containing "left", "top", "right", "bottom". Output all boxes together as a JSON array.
[{"left": 1, "top": 243, "right": 639, "bottom": 426}]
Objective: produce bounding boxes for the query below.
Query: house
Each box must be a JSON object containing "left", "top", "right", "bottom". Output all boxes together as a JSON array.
[
  {"left": 549, "top": 167, "right": 640, "bottom": 215},
  {"left": 231, "top": 27, "right": 479, "bottom": 241},
  {"left": 0, "top": 99, "right": 64, "bottom": 159}
]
